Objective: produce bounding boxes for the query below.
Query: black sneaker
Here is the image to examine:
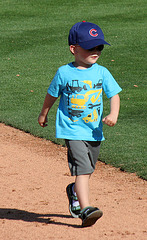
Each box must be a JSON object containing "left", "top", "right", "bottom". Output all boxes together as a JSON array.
[
  {"left": 80, "top": 206, "right": 103, "bottom": 227},
  {"left": 66, "top": 183, "right": 81, "bottom": 218}
]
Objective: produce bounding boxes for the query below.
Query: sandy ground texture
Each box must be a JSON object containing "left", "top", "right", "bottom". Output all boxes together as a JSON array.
[{"left": 0, "top": 123, "right": 147, "bottom": 240}]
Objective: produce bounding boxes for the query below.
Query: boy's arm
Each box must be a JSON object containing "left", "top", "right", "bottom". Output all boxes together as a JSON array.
[
  {"left": 102, "top": 94, "right": 120, "bottom": 127},
  {"left": 38, "top": 93, "right": 58, "bottom": 127}
]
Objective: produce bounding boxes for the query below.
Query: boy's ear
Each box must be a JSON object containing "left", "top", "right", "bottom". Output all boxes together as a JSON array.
[{"left": 69, "top": 45, "right": 76, "bottom": 55}]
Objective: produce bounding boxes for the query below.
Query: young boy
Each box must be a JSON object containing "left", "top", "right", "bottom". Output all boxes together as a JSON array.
[{"left": 38, "top": 21, "right": 122, "bottom": 227}]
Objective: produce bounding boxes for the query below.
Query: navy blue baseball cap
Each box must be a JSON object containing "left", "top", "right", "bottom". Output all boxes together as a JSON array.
[{"left": 68, "top": 21, "right": 110, "bottom": 49}]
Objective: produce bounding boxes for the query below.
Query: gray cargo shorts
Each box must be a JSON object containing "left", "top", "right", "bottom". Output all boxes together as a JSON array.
[{"left": 65, "top": 140, "right": 101, "bottom": 176}]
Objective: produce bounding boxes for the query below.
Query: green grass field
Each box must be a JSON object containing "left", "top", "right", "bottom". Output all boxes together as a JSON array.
[{"left": 0, "top": 0, "right": 147, "bottom": 179}]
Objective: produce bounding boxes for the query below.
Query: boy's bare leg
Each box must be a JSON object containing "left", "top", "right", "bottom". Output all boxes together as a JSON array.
[{"left": 74, "top": 174, "right": 90, "bottom": 210}]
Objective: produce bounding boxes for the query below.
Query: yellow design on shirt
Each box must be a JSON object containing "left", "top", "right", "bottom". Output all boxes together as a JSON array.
[
  {"left": 71, "top": 89, "right": 102, "bottom": 108},
  {"left": 82, "top": 109, "right": 98, "bottom": 123}
]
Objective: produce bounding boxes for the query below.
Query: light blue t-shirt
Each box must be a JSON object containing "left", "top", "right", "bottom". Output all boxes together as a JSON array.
[{"left": 48, "top": 63, "right": 122, "bottom": 141}]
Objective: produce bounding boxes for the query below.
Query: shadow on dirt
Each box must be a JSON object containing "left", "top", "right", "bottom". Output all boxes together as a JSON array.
[{"left": 0, "top": 208, "right": 82, "bottom": 228}]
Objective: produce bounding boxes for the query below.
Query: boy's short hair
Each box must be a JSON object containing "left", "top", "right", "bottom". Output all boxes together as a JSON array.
[{"left": 68, "top": 21, "right": 110, "bottom": 50}]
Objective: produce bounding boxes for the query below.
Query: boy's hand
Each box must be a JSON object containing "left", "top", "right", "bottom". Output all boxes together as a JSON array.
[
  {"left": 102, "top": 114, "right": 118, "bottom": 127},
  {"left": 103, "top": 94, "right": 120, "bottom": 127},
  {"left": 38, "top": 93, "right": 58, "bottom": 128},
  {"left": 38, "top": 114, "right": 48, "bottom": 127}
]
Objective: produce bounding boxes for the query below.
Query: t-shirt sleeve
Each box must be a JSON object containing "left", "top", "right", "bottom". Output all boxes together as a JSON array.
[
  {"left": 47, "top": 69, "right": 64, "bottom": 97},
  {"left": 102, "top": 68, "right": 122, "bottom": 98}
]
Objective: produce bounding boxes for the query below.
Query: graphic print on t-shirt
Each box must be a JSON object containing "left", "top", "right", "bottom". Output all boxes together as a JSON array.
[{"left": 66, "top": 79, "right": 102, "bottom": 122}]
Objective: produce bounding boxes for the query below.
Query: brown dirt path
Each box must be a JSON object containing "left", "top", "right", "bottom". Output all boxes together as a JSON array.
[{"left": 0, "top": 123, "right": 146, "bottom": 240}]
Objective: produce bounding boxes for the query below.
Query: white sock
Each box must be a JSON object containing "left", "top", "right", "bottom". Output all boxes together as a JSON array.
[{"left": 72, "top": 184, "right": 80, "bottom": 207}]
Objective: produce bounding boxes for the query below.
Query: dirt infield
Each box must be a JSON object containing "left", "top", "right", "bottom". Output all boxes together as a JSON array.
[{"left": 0, "top": 123, "right": 146, "bottom": 240}]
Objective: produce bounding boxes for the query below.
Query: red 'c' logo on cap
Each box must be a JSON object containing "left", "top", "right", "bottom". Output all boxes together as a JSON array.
[{"left": 89, "top": 28, "right": 98, "bottom": 37}]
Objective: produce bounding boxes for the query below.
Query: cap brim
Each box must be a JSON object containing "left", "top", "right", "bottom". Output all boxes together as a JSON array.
[{"left": 79, "top": 39, "right": 111, "bottom": 49}]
